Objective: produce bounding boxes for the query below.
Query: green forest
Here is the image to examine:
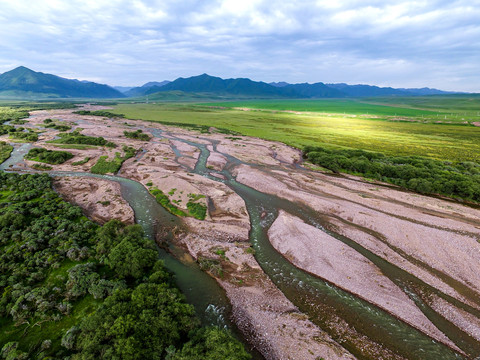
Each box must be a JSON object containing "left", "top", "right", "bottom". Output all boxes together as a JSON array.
[
  {"left": 0, "top": 172, "right": 251, "bottom": 359},
  {"left": 303, "top": 146, "right": 480, "bottom": 202}
]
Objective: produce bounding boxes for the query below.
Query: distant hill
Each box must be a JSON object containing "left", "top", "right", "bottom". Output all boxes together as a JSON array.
[
  {"left": 284, "top": 82, "right": 345, "bottom": 98},
  {"left": 131, "top": 74, "right": 459, "bottom": 99},
  {"left": 124, "top": 80, "right": 171, "bottom": 97},
  {"left": 269, "top": 81, "right": 290, "bottom": 87},
  {"left": 326, "top": 83, "right": 457, "bottom": 97},
  {"left": 326, "top": 83, "right": 409, "bottom": 97},
  {"left": 146, "top": 74, "right": 300, "bottom": 98},
  {"left": 0, "top": 66, "right": 124, "bottom": 99},
  {"left": 114, "top": 86, "right": 134, "bottom": 93},
  {"left": 398, "top": 87, "right": 460, "bottom": 95},
  {"left": 142, "top": 81, "right": 170, "bottom": 88}
]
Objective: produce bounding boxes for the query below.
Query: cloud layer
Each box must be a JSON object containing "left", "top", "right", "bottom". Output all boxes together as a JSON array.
[{"left": 0, "top": 0, "right": 479, "bottom": 91}]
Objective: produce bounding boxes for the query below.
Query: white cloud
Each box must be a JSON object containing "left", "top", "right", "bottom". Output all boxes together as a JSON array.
[{"left": 0, "top": 0, "right": 478, "bottom": 90}]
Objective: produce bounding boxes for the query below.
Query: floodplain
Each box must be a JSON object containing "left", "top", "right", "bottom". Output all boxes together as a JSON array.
[{"left": 113, "top": 97, "right": 480, "bottom": 162}]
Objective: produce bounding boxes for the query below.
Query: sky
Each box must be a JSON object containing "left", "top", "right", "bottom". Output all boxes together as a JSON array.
[{"left": 0, "top": 0, "right": 479, "bottom": 91}]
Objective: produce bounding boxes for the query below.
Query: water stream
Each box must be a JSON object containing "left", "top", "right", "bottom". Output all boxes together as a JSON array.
[
  {"left": 0, "top": 144, "right": 262, "bottom": 358},
  {"left": 1, "top": 119, "right": 477, "bottom": 359},
  {"left": 161, "top": 132, "right": 473, "bottom": 360}
]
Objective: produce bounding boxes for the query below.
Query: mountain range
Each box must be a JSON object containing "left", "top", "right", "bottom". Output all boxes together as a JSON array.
[
  {"left": 0, "top": 66, "right": 123, "bottom": 99},
  {"left": 122, "top": 74, "right": 458, "bottom": 98},
  {"left": 0, "top": 66, "right": 461, "bottom": 99}
]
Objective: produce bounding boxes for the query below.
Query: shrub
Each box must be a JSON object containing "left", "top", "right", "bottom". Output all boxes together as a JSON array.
[{"left": 25, "top": 148, "right": 74, "bottom": 164}]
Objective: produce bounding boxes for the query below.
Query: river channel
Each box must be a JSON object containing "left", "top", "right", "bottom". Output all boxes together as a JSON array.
[{"left": 1, "top": 119, "right": 477, "bottom": 359}]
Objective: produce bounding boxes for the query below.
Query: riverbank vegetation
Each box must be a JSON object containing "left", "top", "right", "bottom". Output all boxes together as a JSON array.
[
  {"left": 25, "top": 148, "right": 74, "bottom": 164},
  {"left": 73, "top": 110, "right": 125, "bottom": 118},
  {"left": 43, "top": 119, "right": 72, "bottom": 131},
  {"left": 0, "top": 103, "right": 77, "bottom": 125},
  {"left": 0, "top": 172, "right": 251, "bottom": 359},
  {"left": 110, "top": 98, "right": 480, "bottom": 202},
  {"left": 0, "top": 141, "right": 13, "bottom": 163},
  {"left": 48, "top": 130, "right": 116, "bottom": 148},
  {"left": 304, "top": 146, "right": 480, "bottom": 202},
  {"left": 149, "top": 187, "right": 208, "bottom": 220},
  {"left": 10, "top": 130, "right": 39, "bottom": 142},
  {"left": 90, "top": 146, "right": 137, "bottom": 174},
  {"left": 0, "top": 107, "right": 29, "bottom": 124},
  {"left": 124, "top": 129, "right": 151, "bottom": 141},
  {"left": 72, "top": 157, "right": 90, "bottom": 166},
  {"left": 1, "top": 124, "right": 39, "bottom": 142}
]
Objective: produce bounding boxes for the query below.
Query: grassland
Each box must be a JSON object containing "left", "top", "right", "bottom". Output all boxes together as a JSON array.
[
  {"left": 203, "top": 97, "right": 480, "bottom": 123},
  {"left": 112, "top": 97, "right": 480, "bottom": 162}
]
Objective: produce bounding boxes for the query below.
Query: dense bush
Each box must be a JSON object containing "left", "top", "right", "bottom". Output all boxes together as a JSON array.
[
  {"left": 124, "top": 129, "right": 150, "bottom": 141},
  {"left": 90, "top": 146, "right": 137, "bottom": 174},
  {"left": 50, "top": 130, "right": 115, "bottom": 147},
  {"left": 150, "top": 187, "right": 187, "bottom": 217},
  {"left": 25, "top": 147, "right": 74, "bottom": 164},
  {"left": 0, "top": 142, "right": 13, "bottom": 164},
  {"left": 187, "top": 201, "right": 207, "bottom": 220},
  {"left": 72, "top": 157, "right": 90, "bottom": 166},
  {"left": 1, "top": 125, "right": 38, "bottom": 142},
  {"left": 303, "top": 145, "right": 480, "bottom": 202},
  {"left": 0, "top": 107, "right": 29, "bottom": 124},
  {"left": 73, "top": 110, "right": 125, "bottom": 118},
  {"left": 0, "top": 173, "right": 250, "bottom": 359},
  {"left": 44, "top": 122, "right": 72, "bottom": 131},
  {"left": 0, "top": 124, "right": 16, "bottom": 135}
]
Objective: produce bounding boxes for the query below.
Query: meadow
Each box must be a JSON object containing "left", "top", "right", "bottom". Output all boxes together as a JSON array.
[
  {"left": 112, "top": 97, "right": 480, "bottom": 162},
  {"left": 203, "top": 97, "right": 480, "bottom": 122}
]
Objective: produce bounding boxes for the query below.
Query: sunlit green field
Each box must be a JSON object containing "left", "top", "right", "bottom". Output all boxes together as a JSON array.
[
  {"left": 202, "top": 97, "right": 480, "bottom": 123},
  {"left": 114, "top": 100, "right": 480, "bottom": 161}
]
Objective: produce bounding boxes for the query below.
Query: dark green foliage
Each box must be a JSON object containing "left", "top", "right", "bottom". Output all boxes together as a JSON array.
[
  {"left": 304, "top": 146, "right": 480, "bottom": 202},
  {"left": 0, "top": 126, "right": 30, "bottom": 140},
  {"left": 104, "top": 224, "right": 158, "bottom": 279},
  {"left": 72, "top": 157, "right": 90, "bottom": 166},
  {"left": 0, "top": 141, "right": 13, "bottom": 164},
  {"left": 149, "top": 189, "right": 207, "bottom": 219},
  {"left": 8, "top": 119, "right": 28, "bottom": 125},
  {"left": 150, "top": 187, "right": 187, "bottom": 217},
  {"left": 170, "top": 327, "right": 251, "bottom": 360},
  {"left": 90, "top": 146, "right": 137, "bottom": 174},
  {"left": 30, "top": 163, "right": 53, "bottom": 171},
  {"left": 71, "top": 283, "right": 196, "bottom": 359},
  {"left": 73, "top": 110, "right": 125, "bottom": 118},
  {"left": 49, "top": 130, "right": 115, "bottom": 147},
  {"left": 0, "top": 124, "right": 15, "bottom": 136},
  {"left": 44, "top": 122, "right": 71, "bottom": 131},
  {"left": 186, "top": 201, "right": 207, "bottom": 220},
  {"left": 0, "top": 173, "right": 250, "bottom": 359},
  {"left": 25, "top": 147, "right": 74, "bottom": 164},
  {"left": 10, "top": 130, "right": 38, "bottom": 142},
  {"left": 124, "top": 129, "right": 151, "bottom": 141}
]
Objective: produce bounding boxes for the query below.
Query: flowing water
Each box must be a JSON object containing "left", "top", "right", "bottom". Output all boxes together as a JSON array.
[
  {"left": 0, "top": 144, "right": 262, "bottom": 357},
  {"left": 1, "top": 121, "right": 477, "bottom": 359},
  {"left": 161, "top": 132, "right": 472, "bottom": 360}
]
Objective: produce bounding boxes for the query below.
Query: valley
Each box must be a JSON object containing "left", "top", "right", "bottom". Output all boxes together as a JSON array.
[{"left": 1, "top": 100, "right": 479, "bottom": 359}]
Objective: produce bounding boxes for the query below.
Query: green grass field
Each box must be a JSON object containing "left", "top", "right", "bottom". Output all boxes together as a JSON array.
[
  {"left": 112, "top": 97, "right": 480, "bottom": 162},
  {"left": 203, "top": 97, "right": 480, "bottom": 123}
]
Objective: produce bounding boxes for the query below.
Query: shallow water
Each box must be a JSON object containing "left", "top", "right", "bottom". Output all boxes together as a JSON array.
[
  {"left": 1, "top": 119, "right": 476, "bottom": 359},
  {"left": 166, "top": 133, "right": 469, "bottom": 359}
]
